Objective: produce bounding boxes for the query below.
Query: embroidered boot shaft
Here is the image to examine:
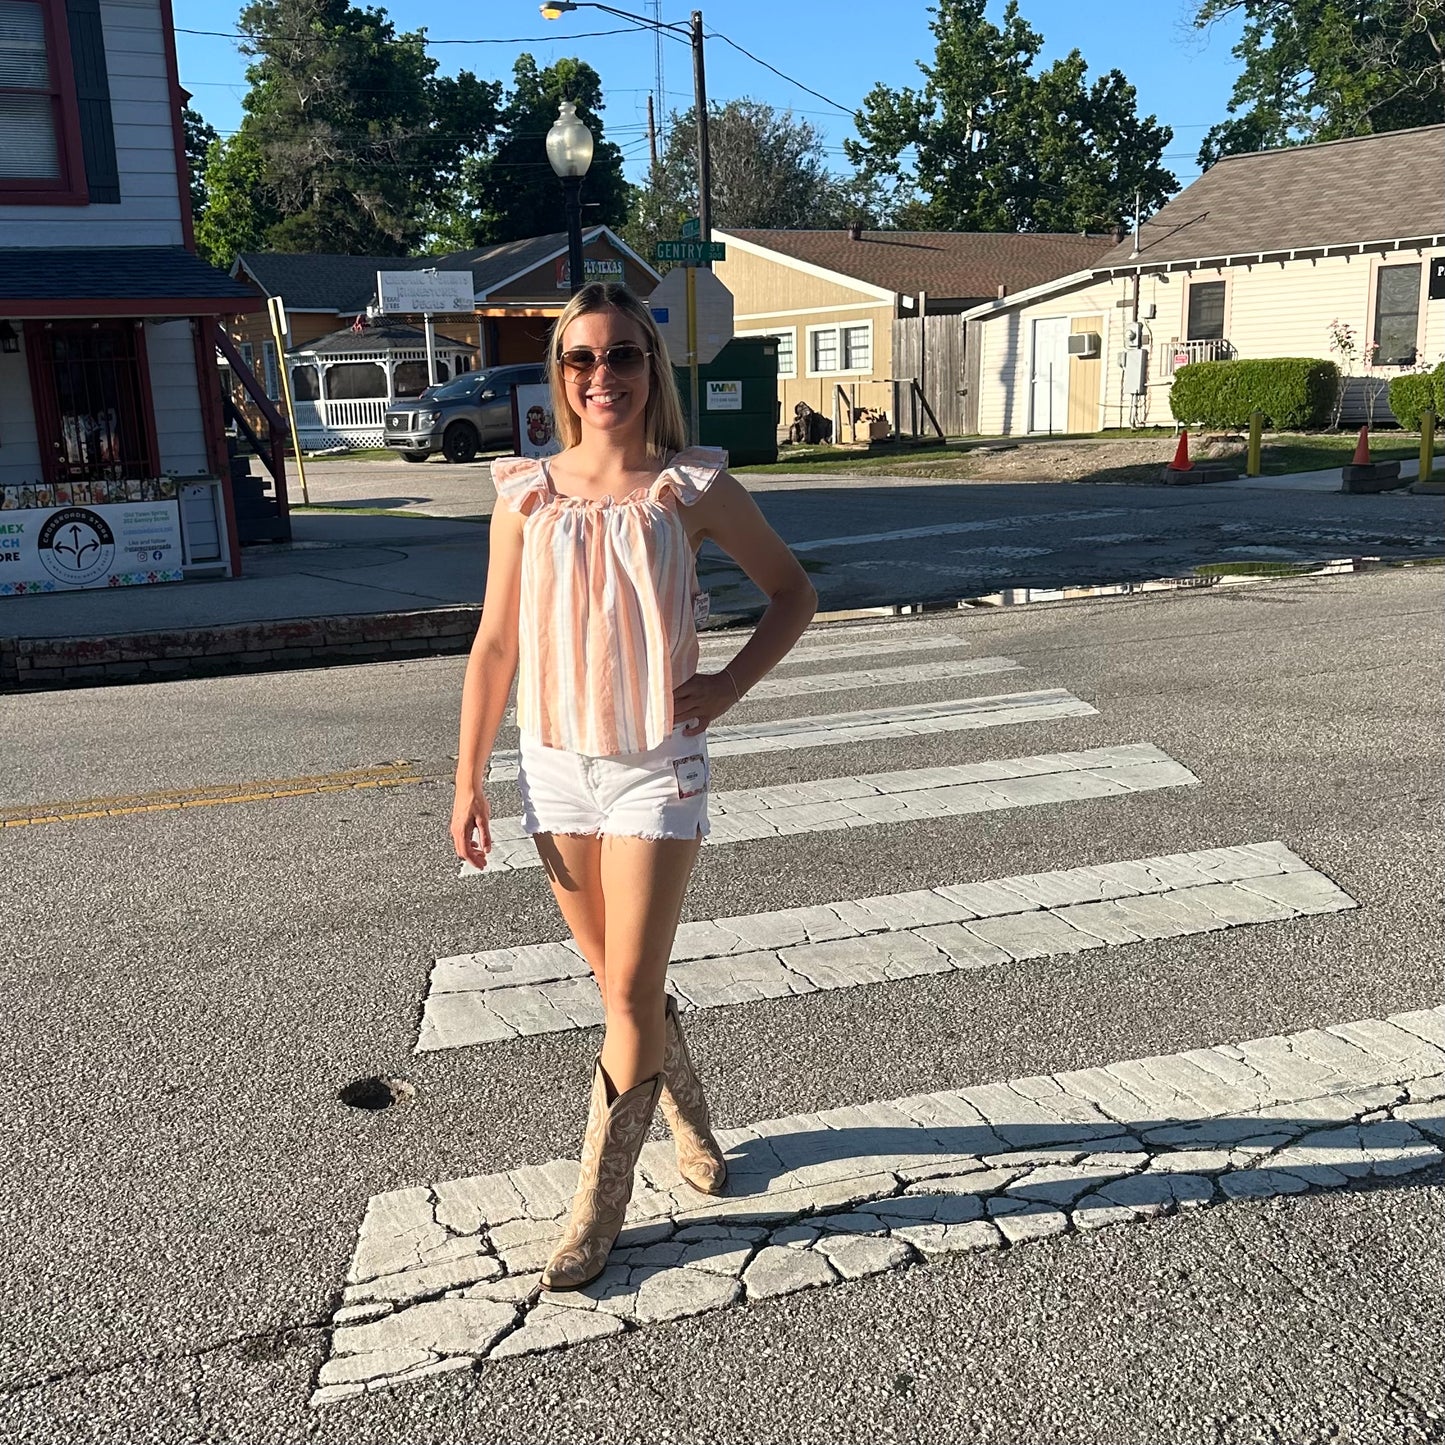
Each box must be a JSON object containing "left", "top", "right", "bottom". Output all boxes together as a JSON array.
[
  {"left": 541, "top": 1060, "right": 662, "bottom": 1291},
  {"left": 659, "top": 995, "right": 729, "bottom": 1195}
]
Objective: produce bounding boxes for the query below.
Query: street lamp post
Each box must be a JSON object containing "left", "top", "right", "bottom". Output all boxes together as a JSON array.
[
  {"left": 546, "top": 100, "right": 595, "bottom": 296},
  {"left": 542, "top": 2, "right": 713, "bottom": 257}
]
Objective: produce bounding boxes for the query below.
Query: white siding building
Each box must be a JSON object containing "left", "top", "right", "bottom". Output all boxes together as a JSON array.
[
  {"left": 0, "top": 0, "right": 262, "bottom": 594},
  {"left": 960, "top": 126, "right": 1445, "bottom": 436}
]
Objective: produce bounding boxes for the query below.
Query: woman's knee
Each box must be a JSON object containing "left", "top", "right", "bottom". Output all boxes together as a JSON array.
[{"left": 604, "top": 968, "right": 666, "bottom": 1024}]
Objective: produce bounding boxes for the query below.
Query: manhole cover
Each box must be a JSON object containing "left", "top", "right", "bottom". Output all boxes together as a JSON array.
[{"left": 339, "top": 1076, "right": 415, "bottom": 1111}]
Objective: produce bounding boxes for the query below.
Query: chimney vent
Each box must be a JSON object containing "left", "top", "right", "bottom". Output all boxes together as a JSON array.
[
  {"left": 996, "top": 283, "right": 1007, "bottom": 299},
  {"left": 847, "top": 220, "right": 864, "bottom": 241}
]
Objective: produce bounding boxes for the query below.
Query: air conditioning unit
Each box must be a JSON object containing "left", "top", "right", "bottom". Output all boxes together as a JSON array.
[{"left": 1067, "top": 331, "right": 1101, "bottom": 358}]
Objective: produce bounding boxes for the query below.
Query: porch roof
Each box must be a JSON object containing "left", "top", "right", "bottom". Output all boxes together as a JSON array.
[
  {"left": 287, "top": 320, "right": 477, "bottom": 358},
  {"left": 0, "top": 247, "right": 263, "bottom": 316}
]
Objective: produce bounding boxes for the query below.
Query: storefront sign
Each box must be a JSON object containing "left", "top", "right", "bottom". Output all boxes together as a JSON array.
[
  {"left": 511, "top": 384, "right": 563, "bottom": 459},
  {"left": 554, "top": 257, "right": 625, "bottom": 290},
  {"left": 0, "top": 485, "right": 184, "bottom": 595},
  {"left": 706, "top": 380, "right": 742, "bottom": 411}
]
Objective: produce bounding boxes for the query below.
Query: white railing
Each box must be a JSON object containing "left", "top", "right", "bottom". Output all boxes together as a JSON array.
[
  {"left": 320, "top": 398, "right": 389, "bottom": 429},
  {"left": 1163, "top": 338, "right": 1235, "bottom": 375}
]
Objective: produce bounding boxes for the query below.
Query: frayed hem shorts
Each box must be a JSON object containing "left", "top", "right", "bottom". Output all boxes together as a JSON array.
[{"left": 517, "top": 725, "right": 710, "bottom": 842}]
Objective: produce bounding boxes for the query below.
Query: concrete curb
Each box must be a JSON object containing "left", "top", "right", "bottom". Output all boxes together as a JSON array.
[{"left": 1, "top": 605, "right": 483, "bottom": 690}]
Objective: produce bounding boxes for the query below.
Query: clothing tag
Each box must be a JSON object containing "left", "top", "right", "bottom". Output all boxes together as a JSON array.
[
  {"left": 672, "top": 754, "right": 707, "bottom": 799},
  {"left": 692, "top": 591, "right": 711, "bottom": 627}
]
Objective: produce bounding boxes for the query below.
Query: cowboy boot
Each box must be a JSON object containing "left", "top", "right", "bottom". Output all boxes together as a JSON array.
[
  {"left": 541, "top": 1059, "right": 662, "bottom": 1292},
  {"left": 659, "top": 994, "right": 728, "bottom": 1195}
]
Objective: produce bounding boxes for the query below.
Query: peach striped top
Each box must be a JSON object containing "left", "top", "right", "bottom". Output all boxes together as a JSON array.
[{"left": 492, "top": 447, "right": 726, "bottom": 757}]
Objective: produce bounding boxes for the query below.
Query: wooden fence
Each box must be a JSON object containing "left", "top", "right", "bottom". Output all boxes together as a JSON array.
[{"left": 892, "top": 314, "right": 968, "bottom": 436}]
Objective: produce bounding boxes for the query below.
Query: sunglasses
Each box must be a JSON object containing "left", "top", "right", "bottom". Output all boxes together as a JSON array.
[{"left": 556, "top": 343, "right": 651, "bottom": 378}]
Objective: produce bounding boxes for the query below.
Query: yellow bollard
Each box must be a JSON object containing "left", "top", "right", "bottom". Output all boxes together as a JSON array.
[
  {"left": 1421, "top": 410, "right": 1435, "bottom": 483},
  {"left": 1246, "top": 410, "right": 1263, "bottom": 476}
]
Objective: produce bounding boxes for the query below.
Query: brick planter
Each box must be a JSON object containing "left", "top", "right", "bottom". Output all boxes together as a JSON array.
[{"left": 1340, "top": 461, "right": 1406, "bottom": 493}]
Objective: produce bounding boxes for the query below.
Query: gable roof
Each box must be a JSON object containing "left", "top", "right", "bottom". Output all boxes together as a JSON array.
[
  {"left": 1, "top": 247, "right": 263, "bottom": 315},
  {"left": 721, "top": 229, "right": 1117, "bottom": 302},
  {"left": 233, "top": 228, "right": 660, "bottom": 314},
  {"left": 1092, "top": 123, "right": 1445, "bottom": 273}
]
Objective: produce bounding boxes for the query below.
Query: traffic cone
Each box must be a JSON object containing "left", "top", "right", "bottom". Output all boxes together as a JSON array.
[
  {"left": 1168, "top": 429, "right": 1193, "bottom": 471},
  {"left": 1352, "top": 426, "right": 1370, "bottom": 466}
]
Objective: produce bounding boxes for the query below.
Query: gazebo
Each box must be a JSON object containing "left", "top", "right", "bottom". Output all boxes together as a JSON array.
[{"left": 286, "top": 321, "right": 478, "bottom": 449}]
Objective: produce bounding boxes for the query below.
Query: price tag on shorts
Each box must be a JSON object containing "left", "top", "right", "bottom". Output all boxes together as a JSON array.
[
  {"left": 692, "top": 591, "right": 711, "bottom": 627},
  {"left": 673, "top": 755, "right": 707, "bottom": 799}
]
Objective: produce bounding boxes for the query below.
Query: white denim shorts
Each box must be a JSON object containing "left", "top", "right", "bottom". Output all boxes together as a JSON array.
[{"left": 517, "top": 725, "right": 710, "bottom": 842}]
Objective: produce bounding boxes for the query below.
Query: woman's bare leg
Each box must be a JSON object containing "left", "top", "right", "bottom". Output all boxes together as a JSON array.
[
  {"left": 533, "top": 832, "right": 607, "bottom": 991},
  {"left": 597, "top": 833, "right": 701, "bottom": 1091}
]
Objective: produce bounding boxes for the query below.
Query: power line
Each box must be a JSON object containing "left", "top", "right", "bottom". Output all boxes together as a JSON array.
[{"left": 702, "top": 29, "right": 854, "bottom": 115}]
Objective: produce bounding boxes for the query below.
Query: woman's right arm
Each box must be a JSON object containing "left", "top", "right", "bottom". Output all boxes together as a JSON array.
[{"left": 451, "top": 503, "right": 527, "bottom": 869}]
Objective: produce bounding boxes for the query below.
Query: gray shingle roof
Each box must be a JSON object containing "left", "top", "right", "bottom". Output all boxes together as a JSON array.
[
  {"left": 0, "top": 247, "right": 260, "bottom": 305},
  {"left": 723, "top": 229, "right": 1117, "bottom": 302},
  {"left": 1092, "top": 123, "right": 1445, "bottom": 272},
  {"left": 234, "top": 233, "right": 580, "bottom": 312}
]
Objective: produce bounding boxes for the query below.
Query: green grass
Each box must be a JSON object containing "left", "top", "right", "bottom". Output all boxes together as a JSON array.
[
  {"left": 1255, "top": 435, "right": 1415, "bottom": 474},
  {"left": 301, "top": 447, "right": 406, "bottom": 462},
  {"left": 290, "top": 503, "right": 487, "bottom": 522}
]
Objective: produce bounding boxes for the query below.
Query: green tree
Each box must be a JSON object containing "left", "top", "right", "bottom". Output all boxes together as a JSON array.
[
  {"left": 1195, "top": 0, "right": 1445, "bottom": 167},
  {"left": 624, "top": 98, "right": 882, "bottom": 258},
  {"left": 182, "top": 105, "right": 218, "bottom": 228},
  {"left": 847, "top": 0, "right": 1177, "bottom": 232},
  {"left": 427, "top": 55, "right": 628, "bottom": 250},
  {"left": 196, "top": 0, "right": 499, "bottom": 266}
]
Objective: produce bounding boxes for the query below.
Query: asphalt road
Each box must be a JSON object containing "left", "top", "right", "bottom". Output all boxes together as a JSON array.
[{"left": 2, "top": 568, "right": 1441, "bottom": 1443}]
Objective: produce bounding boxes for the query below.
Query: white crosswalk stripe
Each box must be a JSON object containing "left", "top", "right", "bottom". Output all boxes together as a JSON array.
[
  {"left": 462, "top": 743, "right": 1198, "bottom": 875},
  {"left": 313, "top": 1008, "right": 1445, "bottom": 1402},
  {"left": 421, "top": 843, "right": 1355, "bottom": 1052},
  {"left": 322, "top": 617, "right": 1413, "bottom": 1410},
  {"left": 487, "top": 688, "right": 1096, "bottom": 781},
  {"left": 698, "top": 629, "right": 971, "bottom": 668}
]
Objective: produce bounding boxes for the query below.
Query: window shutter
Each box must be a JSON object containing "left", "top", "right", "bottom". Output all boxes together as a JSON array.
[{"left": 65, "top": 0, "right": 118, "bottom": 203}]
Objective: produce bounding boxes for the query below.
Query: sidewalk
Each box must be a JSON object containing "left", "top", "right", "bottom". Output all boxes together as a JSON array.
[{"left": 2, "top": 455, "right": 1436, "bottom": 688}]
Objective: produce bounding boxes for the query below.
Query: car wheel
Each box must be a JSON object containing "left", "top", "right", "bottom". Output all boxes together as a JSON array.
[
  {"left": 442, "top": 423, "right": 480, "bottom": 464},
  {"left": 400, "top": 450, "right": 430, "bottom": 463}
]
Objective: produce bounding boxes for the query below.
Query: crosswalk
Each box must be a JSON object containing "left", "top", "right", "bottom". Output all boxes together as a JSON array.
[{"left": 314, "top": 615, "right": 1433, "bottom": 1407}]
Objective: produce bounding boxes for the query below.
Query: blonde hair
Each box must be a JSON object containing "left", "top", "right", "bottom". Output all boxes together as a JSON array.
[{"left": 546, "top": 282, "right": 688, "bottom": 457}]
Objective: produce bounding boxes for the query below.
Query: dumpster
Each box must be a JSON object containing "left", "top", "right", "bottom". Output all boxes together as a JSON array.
[{"left": 672, "top": 335, "right": 779, "bottom": 465}]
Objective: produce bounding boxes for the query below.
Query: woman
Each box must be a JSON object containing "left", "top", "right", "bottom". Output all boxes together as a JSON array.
[{"left": 451, "top": 282, "right": 816, "bottom": 1291}]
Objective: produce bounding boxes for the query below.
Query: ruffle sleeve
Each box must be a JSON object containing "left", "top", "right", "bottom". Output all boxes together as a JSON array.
[
  {"left": 653, "top": 446, "right": 729, "bottom": 506},
  {"left": 491, "top": 456, "right": 550, "bottom": 513}
]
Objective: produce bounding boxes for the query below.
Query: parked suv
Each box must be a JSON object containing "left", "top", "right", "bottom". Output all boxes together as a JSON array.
[{"left": 382, "top": 364, "right": 546, "bottom": 464}]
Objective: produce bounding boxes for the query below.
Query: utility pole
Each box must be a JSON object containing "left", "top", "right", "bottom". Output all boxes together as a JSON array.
[
  {"left": 691, "top": 10, "right": 712, "bottom": 261},
  {"left": 647, "top": 93, "right": 658, "bottom": 175}
]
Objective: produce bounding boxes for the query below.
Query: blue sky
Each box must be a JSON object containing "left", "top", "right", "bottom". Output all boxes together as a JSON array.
[{"left": 174, "top": 0, "right": 1248, "bottom": 190}]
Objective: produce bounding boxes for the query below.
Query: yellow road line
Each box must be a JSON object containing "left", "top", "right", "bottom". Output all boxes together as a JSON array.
[{"left": 1, "top": 765, "right": 434, "bottom": 828}]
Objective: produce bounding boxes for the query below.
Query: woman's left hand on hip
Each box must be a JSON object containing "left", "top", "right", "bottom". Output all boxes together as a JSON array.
[{"left": 672, "top": 671, "right": 739, "bottom": 736}]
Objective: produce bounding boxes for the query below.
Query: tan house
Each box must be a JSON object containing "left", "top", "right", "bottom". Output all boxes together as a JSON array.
[
  {"left": 713, "top": 227, "right": 1113, "bottom": 435},
  {"left": 960, "top": 124, "right": 1445, "bottom": 435},
  {"left": 226, "top": 227, "right": 658, "bottom": 446}
]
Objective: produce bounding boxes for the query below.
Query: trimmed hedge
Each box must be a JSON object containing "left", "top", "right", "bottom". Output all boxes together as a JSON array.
[
  {"left": 1169, "top": 357, "right": 1339, "bottom": 429},
  {"left": 1388, "top": 362, "right": 1445, "bottom": 430}
]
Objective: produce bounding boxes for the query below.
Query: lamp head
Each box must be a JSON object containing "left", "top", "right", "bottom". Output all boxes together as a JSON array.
[
  {"left": 539, "top": 2, "right": 576, "bottom": 18},
  {"left": 546, "top": 100, "right": 594, "bottom": 180}
]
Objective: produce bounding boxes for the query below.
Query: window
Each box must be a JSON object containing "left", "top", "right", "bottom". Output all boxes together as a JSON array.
[
  {"left": 1186, "top": 281, "right": 1226, "bottom": 341},
  {"left": 31, "top": 321, "right": 157, "bottom": 487},
  {"left": 842, "top": 324, "right": 871, "bottom": 372},
  {"left": 738, "top": 328, "right": 796, "bottom": 378},
  {"left": 262, "top": 340, "right": 280, "bottom": 400},
  {"left": 393, "top": 359, "right": 451, "bottom": 397},
  {"left": 0, "top": 0, "right": 85, "bottom": 200},
  {"left": 239, "top": 342, "right": 254, "bottom": 373},
  {"left": 1373, "top": 263, "right": 1421, "bottom": 366},
  {"left": 810, "top": 328, "right": 838, "bottom": 374},
  {"left": 324, "top": 361, "right": 387, "bottom": 400},
  {"left": 807, "top": 321, "right": 873, "bottom": 375},
  {"left": 290, "top": 364, "right": 320, "bottom": 401}
]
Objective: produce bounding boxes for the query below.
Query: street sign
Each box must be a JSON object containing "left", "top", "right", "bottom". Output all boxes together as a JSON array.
[
  {"left": 653, "top": 241, "right": 726, "bottom": 264},
  {"left": 680, "top": 217, "right": 701, "bottom": 240},
  {"left": 376, "top": 269, "right": 474, "bottom": 314},
  {"left": 649, "top": 267, "right": 733, "bottom": 367}
]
